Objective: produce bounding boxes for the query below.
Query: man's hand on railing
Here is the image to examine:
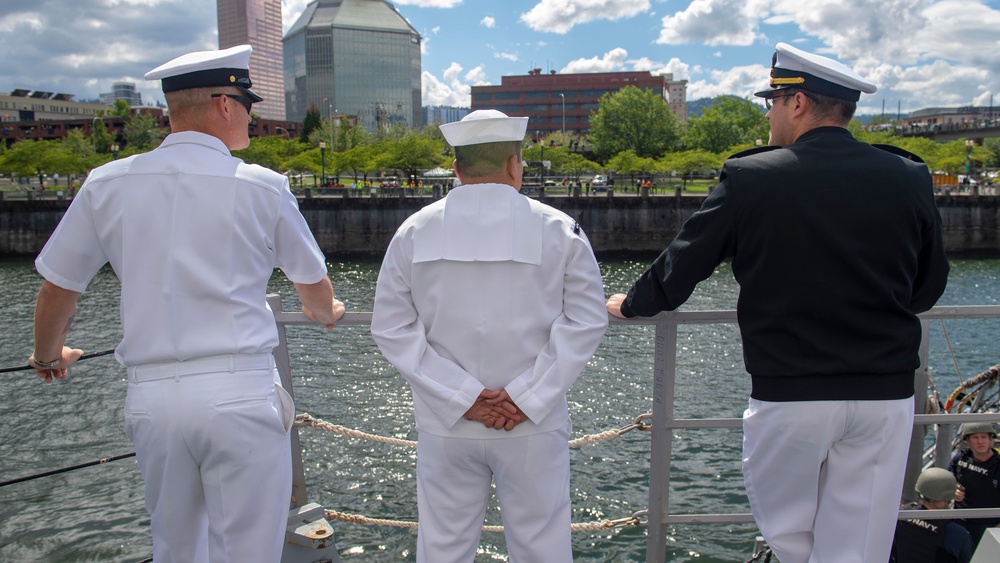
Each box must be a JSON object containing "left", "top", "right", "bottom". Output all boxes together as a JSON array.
[{"left": 606, "top": 293, "right": 628, "bottom": 319}]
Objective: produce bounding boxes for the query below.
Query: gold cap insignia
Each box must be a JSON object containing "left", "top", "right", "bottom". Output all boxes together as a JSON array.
[{"left": 770, "top": 77, "right": 806, "bottom": 86}]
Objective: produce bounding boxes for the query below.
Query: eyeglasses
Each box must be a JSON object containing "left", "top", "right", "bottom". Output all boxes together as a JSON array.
[
  {"left": 764, "top": 91, "right": 816, "bottom": 110},
  {"left": 211, "top": 93, "right": 253, "bottom": 114}
]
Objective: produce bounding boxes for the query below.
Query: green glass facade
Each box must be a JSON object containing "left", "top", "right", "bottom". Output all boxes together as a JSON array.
[{"left": 284, "top": 0, "right": 421, "bottom": 130}]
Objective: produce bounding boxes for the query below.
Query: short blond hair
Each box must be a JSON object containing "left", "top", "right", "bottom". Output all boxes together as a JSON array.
[{"left": 165, "top": 86, "right": 241, "bottom": 119}]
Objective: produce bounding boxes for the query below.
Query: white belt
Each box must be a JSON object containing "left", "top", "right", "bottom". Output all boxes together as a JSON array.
[{"left": 128, "top": 353, "right": 274, "bottom": 383}]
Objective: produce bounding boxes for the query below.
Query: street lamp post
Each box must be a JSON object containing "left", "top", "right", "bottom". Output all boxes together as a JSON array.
[
  {"left": 329, "top": 104, "right": 335, "bottom": 151},
  {"left": 319, "top": 141, "right": 327, "bottom": 187},
  {"left": 558, "top": 93, "right": 565, "bottom": 135},
  {"left": 965, "top": 139, "right": 974, "bottom": 175},
  {"left": 111, "top": 143, "right": 120, "bottom": 160}
]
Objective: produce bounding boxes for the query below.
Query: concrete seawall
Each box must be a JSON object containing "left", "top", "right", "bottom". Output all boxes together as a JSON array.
[{"left": 2, "top": 192, "right": 998, "bottom": 258}]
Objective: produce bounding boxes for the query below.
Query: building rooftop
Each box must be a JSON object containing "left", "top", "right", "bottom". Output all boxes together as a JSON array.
[{"left": 288, "top": 0, "right": 417, "bottom": 35}]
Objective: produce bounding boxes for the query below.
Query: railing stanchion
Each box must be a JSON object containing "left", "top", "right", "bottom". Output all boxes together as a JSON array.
[
  {"left": 268, "top": 293, "right": 310, "bottom": 509},
  {"left": 646, "top": 315, "right": 679, "bottom": 562}
]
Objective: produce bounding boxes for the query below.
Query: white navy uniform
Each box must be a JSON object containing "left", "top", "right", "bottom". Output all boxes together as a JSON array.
[
  {"left": 372, "top": 183, "right": 608, "bottom": 562},
  {"left": 36, "top": 130, "right": 328, "bottom": 563}
]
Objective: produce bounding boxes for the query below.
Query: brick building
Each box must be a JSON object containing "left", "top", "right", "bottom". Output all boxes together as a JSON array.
[{"left": 470, "top": 69, "right": 687, "bottom": 138}]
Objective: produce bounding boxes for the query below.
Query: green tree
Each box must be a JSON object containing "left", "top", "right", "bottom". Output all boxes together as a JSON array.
[
  {"left": 234, "top": 136, "right": 304, "bottom": 170},
  {"left": 384, "top": 133, "right": 443, "bottom": 185},
  {"left": 90, "top": 117, "right": 113, "bottom": 155},
  {"left": 124, "top": 113, "right": 167, "bottom": 153},
  {"left": 62, "top": 129, "right": 94, "bottom": 160},
  {"left": 284, "top": 150, "right": 322, "bottom": 187},
  {"left": 659, "top": 150, "right": 724, "bottom": 188},
  {"left": 606, "top": 149, "right": 654, "bottom": 188},
  {"left": 300, "top": 103, "right": 322, "bottom": 143},
  {"left": 983, "top": 138, "right": 1000, "bottom": 169},
  {"left": 0, "top": 140, "right": 81, "bottom": 186},
  {"left": 338, "top": 144, "right": 382, "bottom": 185},
  {"left": 588, "top": 85, "right": 680, "bottom": 161},
  {"left": 109, "top": 99, "right": 131, "bottom": 118},
  {"left": 683, "top": 96, "right": 769, "bottom": 153}
]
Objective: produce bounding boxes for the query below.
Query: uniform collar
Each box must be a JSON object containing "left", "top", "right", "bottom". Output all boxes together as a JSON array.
[{"left": 160, "top": 131, "right": 233, "bottom": 156}]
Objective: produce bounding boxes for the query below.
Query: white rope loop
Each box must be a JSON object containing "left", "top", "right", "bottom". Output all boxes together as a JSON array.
[
  {"left": 296, "top": 413, "right": 651, "bottom": 534},
  {"left": 323, "top": 509, "right": 648, "bottom": 534},
  {"left": 293, "top": 412, "right": 652, "bottom": 449}
]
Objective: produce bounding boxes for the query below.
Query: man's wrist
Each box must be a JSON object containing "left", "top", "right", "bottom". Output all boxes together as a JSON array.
[{"left": 30, "top": 354, "right": 62, "bottom": 369}]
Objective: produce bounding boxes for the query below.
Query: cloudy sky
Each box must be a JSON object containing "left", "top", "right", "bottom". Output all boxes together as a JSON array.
[{"left": 3, "top": 0, "right": 999, "bottom": 115}]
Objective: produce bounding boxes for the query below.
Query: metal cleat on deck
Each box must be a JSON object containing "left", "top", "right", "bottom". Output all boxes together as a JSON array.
[{"left": 281, "top": 502, "right": 340, "bottom": 563}]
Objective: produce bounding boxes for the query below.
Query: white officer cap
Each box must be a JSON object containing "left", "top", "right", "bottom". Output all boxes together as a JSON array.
[
  {"left": 440, "top": 110, "right": 528, "bottom": 147},
  {"left": 144, "top": 44, "right": 263, "bottom": 102},
  {"left": 754, "top": 42, "right": 876, "bottom": 102}
]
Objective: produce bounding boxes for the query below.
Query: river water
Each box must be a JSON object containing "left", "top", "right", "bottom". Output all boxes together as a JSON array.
[{"left": 0, "top": 257, "right": 997, "bottom": 562}]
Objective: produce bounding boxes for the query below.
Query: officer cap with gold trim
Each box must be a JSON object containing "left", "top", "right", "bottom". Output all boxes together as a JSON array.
[
  {"left": 440, "top": 109, "right": 528, "bottom": 147},
  {"left": 144, "top": 45, "right": 263, "bottom": 103},
  {"left": 754, "top": 42, "right": 876, "bottom": 102}
]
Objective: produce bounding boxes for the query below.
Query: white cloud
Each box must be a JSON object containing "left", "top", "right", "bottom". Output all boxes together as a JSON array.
[
  {"left": 481, "top": 16, "right": 495, "bottom": 28},
  {"left": 752, "top": 0, "right": 1000, "bottom": 109},
  {"left": 465, "top": 65, "right": 489, "bottom": 85},
  {"left": 656, "top": 0, "right": 760, "bottom": 46},
  {"left": 282, "top": 0, "right": 310, "bottom": 33},
  {"left": 393, "top": 0, "right": 464, "bottom": 7},
  {"left": 421, "top": 62, "right": 488, "bottom": 107},
  {"left": 0, "top": 13, "right": 44, "bottom": 33},
  {"left": 560, "top": 47, "right": 630, "bottom": 73},
  {"left": 685, "top": 64, "right": 771, "bottom": 100},
  {"left": 521, "top": 0, "right": 651, "bottom": 34},
  {"left": 629, "top": 56, "right": 692, "bottom": 81},
  {"left": 495, "top": 51, "right": 519, "bottom": 62}
]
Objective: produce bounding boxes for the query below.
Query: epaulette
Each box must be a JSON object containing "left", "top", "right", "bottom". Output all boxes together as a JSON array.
[
  {"left": 726, "top": 145, "right": 782, "bottom": 160},
  {"left": 872, "top": 144, "right": 925, "bottom": 163}
]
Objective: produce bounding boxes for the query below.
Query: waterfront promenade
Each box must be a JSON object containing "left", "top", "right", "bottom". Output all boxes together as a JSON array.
[{"left": 2, "top": 188, "right": 998, "bottom": 257}]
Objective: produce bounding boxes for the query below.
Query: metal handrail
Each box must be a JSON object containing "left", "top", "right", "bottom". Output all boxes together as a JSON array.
[
  {"left": 264, "top": 296, "right": 1000, "bottom": 562},
  {"left": 635, "top": 305, "right": 1000, "bottom": 562}
]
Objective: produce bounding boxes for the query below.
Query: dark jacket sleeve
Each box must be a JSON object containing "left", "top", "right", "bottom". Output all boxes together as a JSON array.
[
  {"left": 621, "top": 173, "right": 737, "bottom": 317},
  {"left": 909, "top": 181, "right": 949, "bottom": 314}
]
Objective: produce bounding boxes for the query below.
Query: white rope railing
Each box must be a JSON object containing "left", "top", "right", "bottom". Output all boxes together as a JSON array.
[
  {"left": 323, "top": 508, "right": 648, "bottom": 533},
  {"left": 293, "top": 413, "right": 652, "bottom": 534},
  {"left": 294, "top": 412, "right": 652, "bottom": 449}
]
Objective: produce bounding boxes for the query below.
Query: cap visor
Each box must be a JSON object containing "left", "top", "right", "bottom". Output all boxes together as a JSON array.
[{"left": 240, "top": 87, "right": 263, "bottom": 103}]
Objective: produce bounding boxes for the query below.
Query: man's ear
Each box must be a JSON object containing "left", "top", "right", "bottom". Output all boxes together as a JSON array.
[{"left": 507, "top": 153, "right": 521, "bottom": 178}]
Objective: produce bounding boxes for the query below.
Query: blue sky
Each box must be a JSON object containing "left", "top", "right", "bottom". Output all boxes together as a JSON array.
[{"left": 3, "top": 0, "right": 1000, "bottom": 116}]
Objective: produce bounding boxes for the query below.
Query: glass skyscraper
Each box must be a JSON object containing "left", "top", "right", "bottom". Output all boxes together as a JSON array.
[
  {"left": 217, "top": 0, "right": 286, "bottom": 121},
  {"left": 284, "top": 0, "right": 422, "bottom": 130}
]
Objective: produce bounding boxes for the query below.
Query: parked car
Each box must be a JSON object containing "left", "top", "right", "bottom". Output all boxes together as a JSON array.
[{"left": 592, "top": 174, "right": 608, "bottom": 192}]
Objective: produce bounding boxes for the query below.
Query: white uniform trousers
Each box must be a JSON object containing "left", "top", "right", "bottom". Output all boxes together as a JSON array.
[
  {"left": 416, "top": 426, "right": 573, "bottom": 563},
  {"left": 124, "top": 356, "right": 294, "bottom": 563},
  {"left": 742, "top": 397, "right": 913, "bottom": 563}
]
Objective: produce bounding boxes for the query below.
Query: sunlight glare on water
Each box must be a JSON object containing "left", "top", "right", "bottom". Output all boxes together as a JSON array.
[{"left": 0, "top": 257, "right": 997, "bottom": 562}]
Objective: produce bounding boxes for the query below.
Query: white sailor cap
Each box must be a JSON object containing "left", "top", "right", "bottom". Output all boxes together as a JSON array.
[
  {"left": 144, "top": 44, "right": 263, "bottom": 103},
  {"left": 754, "top": 42, "right": 876, "bottom": 102},
  {"left": 440, "top": 110, "right": 528, "bottom": 147}
]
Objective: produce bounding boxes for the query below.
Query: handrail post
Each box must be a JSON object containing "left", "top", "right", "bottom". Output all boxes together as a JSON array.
[
  {"left": 267, "top": 293, "right": 309, "bottom": 509},
  {"left": 646, "top": 316, "right": 679, "bottom": 562},
  {"left": 902, "top": 318, "right": 933, "bottom": 503}
]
